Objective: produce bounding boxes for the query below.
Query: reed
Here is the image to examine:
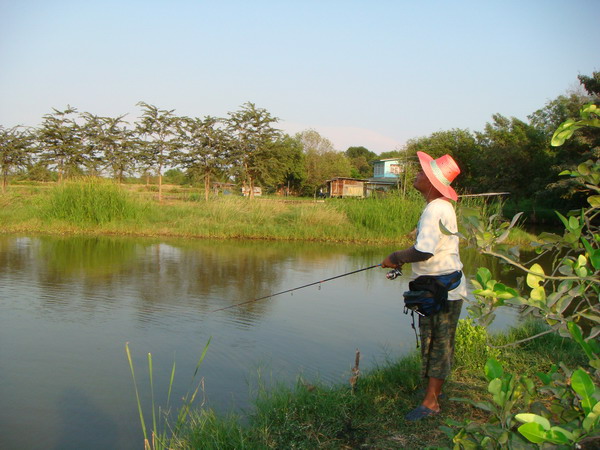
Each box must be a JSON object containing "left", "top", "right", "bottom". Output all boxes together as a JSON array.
[
  {"left": 125, "top": 339, "right": 211, "bottom": 450},
  {"left": 329, "top": 192, "right": 424, "bottom": 238},
  {"left": 42, "top": 178, "right": 150, "bottom": 225},
  {"left": 143, "top": 320, "right": 585, "bottom": 449}
]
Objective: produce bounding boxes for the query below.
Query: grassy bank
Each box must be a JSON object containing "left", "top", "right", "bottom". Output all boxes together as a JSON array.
[
  {"left": 135, "top": 320, "right": 586, "bottom": 449},
  {"left": 0, "top": 180, "right": 533, "bottom": 245}
]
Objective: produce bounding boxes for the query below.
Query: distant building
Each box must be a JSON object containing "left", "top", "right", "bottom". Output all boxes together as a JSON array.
[
  {"left": 372, "top": 158, "right": 404, "bottom": 178},
  {"left": 366, "top": 158, "right": 405, "bottom": 195},
  {"left": 326, "top": 177, "right": 365, "bottom": 198},
  {"left": 241, "top": 186, "right": 262, "bottom": 197}
]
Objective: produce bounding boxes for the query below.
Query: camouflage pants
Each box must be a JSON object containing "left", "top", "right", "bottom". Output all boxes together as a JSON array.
[{"left": 419, "top": 299, "right": 463, "bottom": 380}]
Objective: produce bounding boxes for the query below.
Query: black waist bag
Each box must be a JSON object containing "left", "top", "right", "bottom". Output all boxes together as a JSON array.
[{"left": 403, "top": 271, "right": 462, "bottom": 317}]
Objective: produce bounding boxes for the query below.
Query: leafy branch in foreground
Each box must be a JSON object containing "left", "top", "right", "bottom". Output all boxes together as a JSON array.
[{"left": 444, "top": 103, "right": 599, "bottom": 448}]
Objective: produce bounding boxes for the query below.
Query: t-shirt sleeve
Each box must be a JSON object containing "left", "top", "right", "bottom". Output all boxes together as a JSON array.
[{"left": 414, "top": 206, "right": 441, "bottom": 255}]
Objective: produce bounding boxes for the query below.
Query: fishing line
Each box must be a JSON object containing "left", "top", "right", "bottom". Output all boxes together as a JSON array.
[{"left": 211, "top": 264, "right": 383, "bottom": 312}]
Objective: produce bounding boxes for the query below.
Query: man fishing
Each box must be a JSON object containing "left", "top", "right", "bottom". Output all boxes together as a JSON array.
[{"left": 381, "top": 151, "right": 466, "bottom": 421}]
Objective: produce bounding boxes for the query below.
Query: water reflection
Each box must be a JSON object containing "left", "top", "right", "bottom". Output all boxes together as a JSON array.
[{"left": 0, "top": 234, "right": 517, "bottom": 450}]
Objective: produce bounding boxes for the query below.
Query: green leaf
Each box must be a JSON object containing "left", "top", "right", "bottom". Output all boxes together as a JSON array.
[
  {"left": 488, "top": 378, "right": 502, "bottom": 395},
  {"left": 569, "top": 322, "right": 595, "bottom": 360},
  {"left": 530, "top": 286, "right": 546, "bottom": 302},
  {"left": 485, "top": 358, "right": 503, "bottom": 381},
  {"left": 536, "top": 371, "right": 551, "bottom": 385},
  {"left": 568, "top": 215, "right": 579, "bottom": 230},
  {"left": 518, "top": 422, "right": 547, "bottom": 443},
  {"left": 578, "top": 162, "right": 591, "bottom": 176},
  {"left": 555, "top": 211, "right": 570, "bottom": 229},
  {"left": 548, "top": 427, "right": 574, "bottom": 444},
  {"left": 588, "top": 195, "right": 600, "bottom": 208},
  {"left": 515, "top": 413, "right": 551, "bottom": 429},
  {"left": 526, "top": 264, "right": 545, "bottom": 288},
  {"left": 581, "top": 237, "right": 600, "bottom": 269},
  {"left": 582, "top": 401, "right": 600, "bottom": 431},
  {"left": 476, "top": 267, "right": 492, "bottom": 287},
  {"left": 571, "top": 369, "right": 596, "bottom": 415}
]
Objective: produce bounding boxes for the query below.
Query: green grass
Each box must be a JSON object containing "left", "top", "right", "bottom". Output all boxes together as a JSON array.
[
  {"left": 43, "top": 178, "right": 149, "bottom": 225},
  {"left": 0, "top": 181, "right": 427, "bottom": 243},
  {"left": 0, "top": 179, "right": 534, "bottom": 248},
  {"left": 131, "top": 320, "right": 586, "bottom": 449}
]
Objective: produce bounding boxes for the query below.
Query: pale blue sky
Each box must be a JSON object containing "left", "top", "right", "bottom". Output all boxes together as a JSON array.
[{"left": 1, "top": 0, "right": 598, "bottom": 153}]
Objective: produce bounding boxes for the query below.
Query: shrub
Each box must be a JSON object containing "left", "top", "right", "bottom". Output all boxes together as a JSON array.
[{"left": 44, "top": 177, "right": 149, "bottom": 225}]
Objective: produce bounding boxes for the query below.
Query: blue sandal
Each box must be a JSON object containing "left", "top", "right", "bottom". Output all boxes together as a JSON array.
[{"left": 404, "top": 405, "right": 439, "bottom": 421}]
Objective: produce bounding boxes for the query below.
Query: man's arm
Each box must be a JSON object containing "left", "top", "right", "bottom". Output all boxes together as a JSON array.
[{"left": 381, "top": 246, "right": 432, "bottom": 269}]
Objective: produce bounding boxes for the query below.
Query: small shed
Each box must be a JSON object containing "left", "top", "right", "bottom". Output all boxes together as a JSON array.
[
  {"left": 326, "top": 177, "right": 365, "bottom": 198},
  {"left": 242, "top": 186, "right": 262, "bottom": 197}
]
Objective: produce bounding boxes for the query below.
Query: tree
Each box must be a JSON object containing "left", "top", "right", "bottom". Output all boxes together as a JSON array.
[
  {"left": 474, "top": 115, "right": 550, "bottom": 201},
  {"left": 346, "top": 146, "right": 376, "bottom": 178},
  {"left": 271, "top": 135, "right": 305, "bottom": 195},
  {"left": 226, "top": 102, "right": 282, "bottom": 199},
  {"left": 448, "top": 103, "right": 600, "bottom": 449},
  {"left": 403, "top": 129, "right": 479, "bottom": 193},
  {"left": 379, "top": 150, "right": 403, "bottom": 159},
  {"left": 135, "top": 102, "right": 181, "bottom": 202},
  {"left": 178, "top": 115, "right": 229, "bottom": 200},
  {"left": 528, "top": 76, "right": 600, "bottom": 209},
  {"left": 0, "top": 126, "right": 32, "bottom": 192},
  {"left": 36, "top": 106, "right": 85, "bottom": 182},
  {"left": 81, "top": 113, "right": 137, "bottom": 183},
  {"left": 578, "top": 71, "right": 600, "bottom": 98},
  {"left": 296, "top": 130, "right": 352, "bottom": 197}
]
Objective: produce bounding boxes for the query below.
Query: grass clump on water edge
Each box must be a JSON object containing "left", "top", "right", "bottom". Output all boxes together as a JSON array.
[
  {"left": 330, "top": 192, "right": 424, "bottom": 238},
  {"left": 126, "top": 320, "right": 586, "bottom": 449},
  {"left": 43, "top": 177, "right": 150, "bottom": 225},
  {"left": 125, "top": 339, "right": 211, "bottom": 450}
]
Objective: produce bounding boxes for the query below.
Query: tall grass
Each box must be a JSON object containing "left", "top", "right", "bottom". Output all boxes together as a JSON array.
[
  {"left": 457, "top": 195, "right": 504, "bottom": 224},
  {"left": 122, "top": 320, "right": 586, "bottom": 449},
  {"left": 125, "top": 339, "right": 211, "bottom": 450},
  {"left": 1, "top": 182, "right": 519, "bottom": 244},
  {"left": 330, "top": 192, "right": 425, "bottom": 238},
  {"left": 43, "top": 178, "right": 150, "bottom": 225}
]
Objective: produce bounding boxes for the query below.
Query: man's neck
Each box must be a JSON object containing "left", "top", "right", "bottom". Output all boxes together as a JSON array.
[{"left": 424, "top": 189, "right": 445, "bottom": 203}]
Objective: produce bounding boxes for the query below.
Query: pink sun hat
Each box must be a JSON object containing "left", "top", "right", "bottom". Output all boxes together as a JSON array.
[{"left": 417, "top": 151, "right": 460, "bottom": 201}]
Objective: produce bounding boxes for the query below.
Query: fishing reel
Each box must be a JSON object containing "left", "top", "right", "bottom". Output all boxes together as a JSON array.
[{"left": 386, "top": 268, "right": 402, "bottom": 280}]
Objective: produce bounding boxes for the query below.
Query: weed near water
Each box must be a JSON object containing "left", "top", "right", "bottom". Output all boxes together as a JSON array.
[
  {"left": 1, "top": 181, "right": 519, "bottom": 245},
  {"left": 125, "top": 339, "right": 211, "bottom": 450},
  {"left": 125, "top": 320, "right": 585, "bottom": 449},
  {"left": 43, "top": 178, "right": 150, "bottom": 225},
  {"left": 330, "top": 192, "right": 424, "bottom": 238}
]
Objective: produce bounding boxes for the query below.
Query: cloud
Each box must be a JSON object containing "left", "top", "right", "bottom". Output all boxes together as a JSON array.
[{"left": 279, "top": 121, "right": 403, "bottom": 154}]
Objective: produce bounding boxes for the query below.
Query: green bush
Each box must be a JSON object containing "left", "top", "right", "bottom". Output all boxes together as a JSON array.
[
  {"left": 44, "top": 178, "right": 149, "bottom": 225},
  {"left": 455, "top": 318, "right": 500, "bottom": 372}
]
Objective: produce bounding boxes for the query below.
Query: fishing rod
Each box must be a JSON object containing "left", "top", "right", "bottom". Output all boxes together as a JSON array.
[{"left": 211, "top": 264, "right": 390, "bottom": 312}]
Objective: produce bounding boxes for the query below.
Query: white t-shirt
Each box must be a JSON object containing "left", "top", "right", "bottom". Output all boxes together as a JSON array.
[{"left": 412, "top": 198, "right": 467, "bottom": 300}]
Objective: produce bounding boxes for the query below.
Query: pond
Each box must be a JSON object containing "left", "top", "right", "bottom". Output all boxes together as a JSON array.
[{"left": 0, "top": 235, "right": 517, "bottom": 449}]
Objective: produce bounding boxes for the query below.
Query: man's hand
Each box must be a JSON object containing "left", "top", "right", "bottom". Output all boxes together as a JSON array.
[{"left": 381, "top": 255, "right": 399, "bottom": 269}]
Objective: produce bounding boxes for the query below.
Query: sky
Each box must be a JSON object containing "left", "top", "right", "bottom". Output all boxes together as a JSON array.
[{"left": 0, "top": 0, "right": 598, "bottom": 154}]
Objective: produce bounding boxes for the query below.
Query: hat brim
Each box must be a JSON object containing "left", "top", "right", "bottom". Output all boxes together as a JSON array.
[{"left": 417, "top": 151, "right": 458, "bottom": 201}]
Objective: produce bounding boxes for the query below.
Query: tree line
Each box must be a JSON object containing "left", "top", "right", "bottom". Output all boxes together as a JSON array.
[
  {"left": 0, "top": 101, "right": 365, "bottom": 201},
  {"left": 394, "top": 72, "right": 600, "bottom": 215},
  {"left": 0, "top": 72, "right": 598, "bottom": 211}
]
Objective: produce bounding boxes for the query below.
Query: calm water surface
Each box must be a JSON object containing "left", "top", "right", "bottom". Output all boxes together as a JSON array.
[{"left": 0, "top": 235, "right": 516, "bottom": 449}]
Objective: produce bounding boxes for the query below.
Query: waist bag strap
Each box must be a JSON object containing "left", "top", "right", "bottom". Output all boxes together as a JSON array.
[{"left": 435, "top": 270, "right": 462, "bottom": 292}]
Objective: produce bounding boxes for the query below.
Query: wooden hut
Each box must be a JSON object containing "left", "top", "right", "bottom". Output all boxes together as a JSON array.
[{"left": 326, "top": 177, "right": 365, "bottom": 198}]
